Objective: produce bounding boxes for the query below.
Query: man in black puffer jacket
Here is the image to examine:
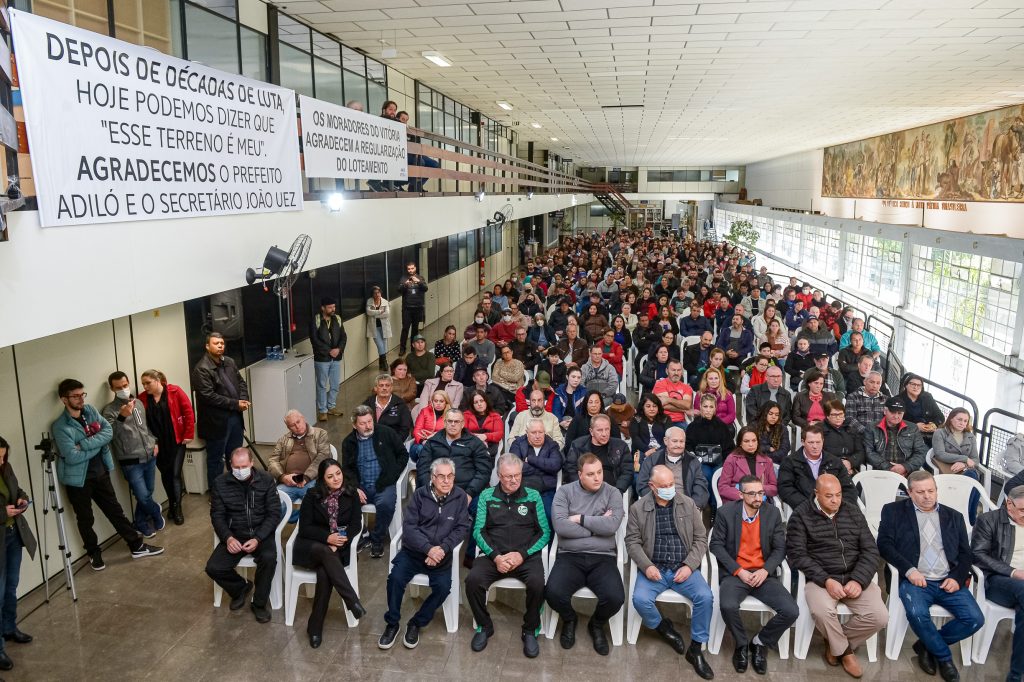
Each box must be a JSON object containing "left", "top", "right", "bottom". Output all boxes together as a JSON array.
[
  {"left": 786, "top": 474, "right": 886, "bottom": 678},
  {"left": 206, "top": 448, "right": 282, "bottom": 623}
]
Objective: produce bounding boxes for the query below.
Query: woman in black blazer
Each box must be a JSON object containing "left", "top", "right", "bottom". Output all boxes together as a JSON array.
[{"left": 294, "top": 458, "right": 364, "bottom": 648}]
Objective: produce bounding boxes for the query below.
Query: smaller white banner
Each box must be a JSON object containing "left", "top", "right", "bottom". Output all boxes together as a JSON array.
[{"left": 299, "top": 95, "right": 407, "bottom": 181}]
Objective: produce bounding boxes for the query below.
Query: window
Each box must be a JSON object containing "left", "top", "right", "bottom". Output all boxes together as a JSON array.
[
  {"left": 364, "top": 253, "right": 387, "bottom": 302},
  {"left": 338, "top": 258, "right": 365, "bottom": 321},
  {"left": 386, "top": 245, "right": 418, "bottom": 298},
  {"left": 112, "top": 0, "right": 173, "bottom": 51},
  {"left": 448, "top": 235, "right": 460, "bottom": 274},
  {"left": 429, "top": 237, "right": 450, "bottom": 280},
  {"left": 240, "top": 26, "right": 267, "bottom": 82},
  {"left": 344, "top": 69, "right": 367, "bottom": 109},
  {"left": 279, "top": 42, "right": 313, "bottom": 97},
  {"left": 774, "top": 220, "right": 801, "bottom": 262},
  {"left": 185, "top": 3, "right": 239, "bottom": 73},
  {"left": 277, "top": 13, "right": 309, "bottom": 51},
  {"left": 844, "top": 234, "right": 902, "bottom": 305},
  {"left": 313, "top": 58, "right": 342, "bottom": 104}
]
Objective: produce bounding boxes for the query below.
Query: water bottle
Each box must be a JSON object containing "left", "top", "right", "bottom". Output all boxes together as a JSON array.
[
  {"left": 265, "top": 346, "right": 273, "bottom": 360},
  {"left": 273, "top": 345, "right": 283, "bottom": 360}
]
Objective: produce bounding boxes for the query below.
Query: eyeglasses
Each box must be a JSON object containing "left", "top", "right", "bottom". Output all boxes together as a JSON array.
[
  {"left": 498, "top": 473, "right": 522, "bottom": 481},
  {"left": 740, "top": 490, "right": 765, "bottom": 497},
  {"left": 66, "top": 393, "right": 87, "bottom": 399},
  {"left": 431, "top": 473, "right": 455, "bottom": 481},
  {"left": 444, "top": 419, "right": 463, "bottom": 424}
]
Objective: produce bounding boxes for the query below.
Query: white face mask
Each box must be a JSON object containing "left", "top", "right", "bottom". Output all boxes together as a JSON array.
[
  {"left": 656, "top": 486, "right": 676, "bottom": 501},
  {"left": 232, "top": 467, "right": 251, "bottom": 481},
  {"left": 503, "top": 315, "right": 512, "bottom": 322},
  {"left": 475, "top": 317, "right": 485, "bottom": 324},
  {"left": 116, "top": 387, "right": 131, "bottom": 399}
]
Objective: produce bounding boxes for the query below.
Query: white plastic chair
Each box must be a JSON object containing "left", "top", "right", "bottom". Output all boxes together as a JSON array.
[
  {"left": 883, "top": 564, "right": 972, "bottom": 665},
  {"left": 361, "top": 477, "right": 406, "bottom": 563},
  {"left": 471, "top": 547, "right": 550, "bottom": 629},
  {"left": 213, "top": 489, "right": 290, "bottom": 610},
  {"left": 971, "top": 566, "right": 1017, "bottom": 665},
  {"left": 388, "top": 529, "right": 464, "bottom": 633},
  {"left": 708, "top": 558, "right": 793, "bottom": 657},
  {"left": 626, "top": 553, "right": 711, "bottom": 644},
  {"left": 792, "top": 569, "right": 879, "bottom": 662},
  {"left": 283, "top": 519, "right": 362, "bottom": 627},
  {"left": 852, "top": 469, "right": 905, "bottom": 536},
  {"left": 711, "top": 467, "right": 724, "bottom": 509},
  {"left": 544, "top": 491, "right": 629, "bottom": 646},
  {"left": 933, "top": 474, "right": 996, "bottom": 532}
]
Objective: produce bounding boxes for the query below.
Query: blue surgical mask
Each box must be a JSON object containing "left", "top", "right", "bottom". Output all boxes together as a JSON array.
[{"left": 656, "top": 486, "right": 676, "bottom": 501}]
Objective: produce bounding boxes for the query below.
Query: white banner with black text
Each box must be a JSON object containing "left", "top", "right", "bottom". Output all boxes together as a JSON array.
[{"left": 299, "top": 95, "right": 408, "bottom": 181}]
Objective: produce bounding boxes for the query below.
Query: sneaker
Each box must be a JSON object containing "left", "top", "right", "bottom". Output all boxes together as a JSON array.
[
  {"left": 357, "top": 535, "right": 372, "bottom": 554},
  {"left": 370, "top": 541, "right": 385, "bottom": 558},
  {"left": 522, "top": 631, "right": 540, "bottom": 658},
  {"left": 130, "top": 543, "right": 164, "bottom": 559},
  {"left": 403, "top": 624, "right": 420, "bottom": 649},
  {"left": 327, "top": 407, "right": 345, "bottom": 417},
  {"left": 153, "top": 513, "right": 166, "bottom": 532},
  {"left": 317, "top": 413, "right": 328, "bottom": 422},
  {"left": 90, "top": 553, "right": 106, "bottom": 571},
  {"left": 378, "top": 623, "right": 400, "bottom": 650},
  {"left": 139, "top": 525, "right": 156, "bottom": 539}
]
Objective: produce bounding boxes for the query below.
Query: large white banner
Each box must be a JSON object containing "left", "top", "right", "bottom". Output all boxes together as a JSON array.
[
  {"left": 11, "top": 10, "right": 304, "bottom": 227},
  {"left": 299, "top": 95, "right": 407, "bottom": 181}
]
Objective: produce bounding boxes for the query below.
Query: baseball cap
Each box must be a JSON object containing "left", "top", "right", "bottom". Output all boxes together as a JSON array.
[
  {"left": 612, "top": 393, "right": 627, "bottom": 405},
  {"left": 535, "top": 371, "right": 551, "bottom": 389},
  {"left": 813, "top": 353, "right": 830, "bottom": 360},
  {"left": 884, "top": 397, "right": 905, "bottom": 411},
  {"left": 411, "top": 334, "right": 425, "bottom": 342}
]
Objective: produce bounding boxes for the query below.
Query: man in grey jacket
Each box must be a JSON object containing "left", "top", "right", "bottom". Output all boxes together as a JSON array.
[
  {"left": 580, "top": 346, "right": 619, "bottom": 405},
  {"left": 626, "top": 465, "right": 715, "bottom": 679},
  {"left": 102, "top": 371, "right": 164, "bottom": 537},
  {"left": 545, "top": 454, "right": 625, "bottom": 656}
]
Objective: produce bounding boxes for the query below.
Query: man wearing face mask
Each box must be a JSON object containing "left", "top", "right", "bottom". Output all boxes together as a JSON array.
[
  {"left": 636, "top": 427, "right": 708, "bottom": 509},
  {"left": 102, "top": 371, "right": 164, "bottom": 538},
  {"left": 463, "top": 312, "right": 492, "bottom": 341},
  {"left": 206, "top": 447, "right": 282, "bottom": 623},
  {"left": 626, "top": 465, "right": 715, "bottom": 678},
  {"left": 489, "top": 308, "right": 519, "bottom": 348}
]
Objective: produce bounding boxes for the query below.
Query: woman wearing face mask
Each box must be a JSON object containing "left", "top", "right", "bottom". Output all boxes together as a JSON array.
[
  {"left": 137, "top": 369, "right": 195, "bottom": 525},
  {"left": 717, "top": 426, "right": 778, "bottom": 503},
  {"left": 0, "top": 435, "right": 38, "bottom": 663},
  {"left": 294, "top": 458, "right": 364, "bottom": 648}
]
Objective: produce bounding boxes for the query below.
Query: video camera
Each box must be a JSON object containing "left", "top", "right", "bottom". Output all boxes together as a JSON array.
[{"left": 34, "top": 434, "right": 58, "bottom": 463}]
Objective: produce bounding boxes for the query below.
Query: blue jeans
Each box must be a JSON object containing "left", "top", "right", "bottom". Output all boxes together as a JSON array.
[
  {"left": 701, "top": 464, "right": 720, "bottom": 510},
  {"left": 315, "top": 359, "right": 341, "bottom": 413},
  {"left": 278, "top": 478, "right": 316, "bottom": 523},
  {"left": 386, "top": 549, "right": 452, "bottom": 626},
  {"left": 899, "top": 579, "right": 984, "bottom": 662},
  {"left": 122, "top": 458, "right": 163, "bottom": 534},
  {"left": 204, "top": 412, "right": 244, "bottom": 487},
  {"left": 986, "top": 574, "right": 1024, "bottom": 680},
  {"left": 632, "top": 566, "right": 714, "bottom": 642},
  {"left": 372, "top": 327, "right": 388, "bottom": 356},
  {"left": 363, "top": 483, "right": 397, "bottom": 544},
  {"left": 0, "top": 529, "right": 24, "bottom": 641}
]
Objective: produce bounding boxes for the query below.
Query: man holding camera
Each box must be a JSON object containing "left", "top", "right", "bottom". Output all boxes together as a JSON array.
[
  {"left": 398, "top": 262, "right": 428, "bottom": 355},
  {"left": 51, "top": 379, "right": 163, "bottom": 571},
  {"left": 267, "top": 410, "right": 332, "bottom": 523}
]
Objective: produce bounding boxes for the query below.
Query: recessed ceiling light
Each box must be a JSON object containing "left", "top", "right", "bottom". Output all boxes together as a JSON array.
[
  {"left": 496, "top": 101, "right": 513, "bottom": 111},
  {"left": 530, "top": 122, "right": 542, "bottom": 129},
  {"left": 550, "top": 137, "right": 559, "bottom": 141},
  {"left": 421, "top": 51, "right": 451, "bottom": 67}
]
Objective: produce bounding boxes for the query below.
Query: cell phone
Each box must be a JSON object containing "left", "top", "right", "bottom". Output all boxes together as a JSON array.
[
  {"left": 16, "top": 500, "right": 30, "bottom": 509},
  {"left": 293, "top": 474, "right": 305, "bottom": 485}
]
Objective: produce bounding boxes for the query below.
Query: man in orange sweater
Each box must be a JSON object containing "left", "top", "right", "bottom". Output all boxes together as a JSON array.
[{"left": 709, "top": 475, "right": 799, "bottom": 675}]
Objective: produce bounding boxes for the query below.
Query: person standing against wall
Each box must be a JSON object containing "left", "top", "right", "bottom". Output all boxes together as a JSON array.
[
  {"left": 137, "top": 369, "right": 194, "bottom": 525},
  {"left": 0, "top": 436, "right": 38, "bottom": 672},
  {"left": 366, "top": 285, "right": 392, "bottom": 371},
  {"left": 398, "top": 262, "right": 428, "bottom": 356},
  {"left": 192, "top": 332, "right": 250, "bottom": 488},
  {"left": 311, "top": 297, "right": 348, "bottom": 422}
]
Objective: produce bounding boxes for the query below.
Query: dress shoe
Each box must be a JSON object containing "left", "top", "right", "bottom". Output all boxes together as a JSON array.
[
  {"left": 655, "top": 619, "right": 686, "bottom": 655},
  {"left": 750, "top": 642, "right": 768, "bottom": 675},
  {"left": 587, "top": 619, "right": 609, "bottom": 656},
  {"left": 229, "top": 581, "right": 254, "bottom": 610},
  {"left": 559, "top": 616, "right": 576, "bottom": 649},
  {"left": 913, "top": 640, "right": 937, "bottom": 675},
  {"left": 0, "top": 651, "right": 12, "bottom": 670},
  {"left": 348, "top": 601, "right": 366, "bottom": 620},
  {"left": 308, "top": 633, "right": 322, "bottom": 649},
  {"left": 840, "top": 652, "right": 863, "bottom": 679},
  {"left": 732, "top": 644, "right": 749, "bottom": 673},
  {"left": 3, "top": 630, "right": 31, "bottom": 645},
  {"left": 471, "top": 627, "right": 493, "bottom": 652},
  {"left": 823, "top": 649, "right": 839, "bottom": 667},
  {"left": 522, "top": 631, "right": 540, "bottom": 658},
  {"left": 937, "top": 660, "right": 960, "bottom": 682},
  {"left": 251, "top": 603, "right": 271, "bottom": 624},
  {"left": 685, "top": 642, "right": 715, "bottom": 680}
]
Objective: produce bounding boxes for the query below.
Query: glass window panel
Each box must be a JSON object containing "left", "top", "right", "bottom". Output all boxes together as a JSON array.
[
  {"left": 344, "top": 69, "right": 368, "bottom": 108},
  {"left": 278, "top": 13, "right": 310, "bottom": 51},
  {"left": 417, "top": 102, "right": 431, "bottom": 130},
  {"left": 366, "top": 58, "right": 386, "bottom": 86},
  {"left": 185, "top": 4, "right": 239, "bottom": 74},
  {"left": 367, "top": 81, "right": 387, "bottom": 118},
  {"left": 699, "top": 169, "right": 711, "bottom": 181},
  {"left": 342, "top": 46, "right": 365, "bottom": 76},
  {"left": 419, "top": 85, "right": 432, "bottom": 104},
  {"left": 170, "top": 0, "right": 184, "bottom": 57},
  {"left": 339, "top": 258, "right": 364, "bottom": 321},
  {"left": 725, "top": 169, "right": 740, "bottom": 182},
  {"left": 313, "top": 58, "right": 342, "bottom": 104},
  {"left": 113, "top": 0, "right": 173, "bottom": 51},
  {"left": 364, "top": 253, "right": 387, "bottom": 302},
  {"left": 312, "top": 33, "right": 340, "bottom": 64},
  {"left": 190, "top": 0, "right": 235, "bottom": 19},
  {"left": 240, "top": 26, "right": 267, "bottom": 82},
  {"left": 279, "top": 43, "right": 313, "bottom": 97},
  {"left": 458, "top": 232, "right": 468, "bottom": 269}
]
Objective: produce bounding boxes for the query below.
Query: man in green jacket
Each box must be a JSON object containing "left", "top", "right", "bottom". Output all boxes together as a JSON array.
[{"left": 466, "top": 453, "right": 550, "bottom": 659}]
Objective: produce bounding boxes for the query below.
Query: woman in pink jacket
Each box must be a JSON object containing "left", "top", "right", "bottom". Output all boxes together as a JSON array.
[{"left": 717, "top": 426, "right": 778, "bottom": 503}]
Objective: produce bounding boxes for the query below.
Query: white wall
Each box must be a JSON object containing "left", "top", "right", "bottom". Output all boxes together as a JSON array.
[
  {"left": 743, "top": 149, "right": 823, "bottom": 211},
  {"left": 0, "top": 193, "right": 587, "bottom": 349}
]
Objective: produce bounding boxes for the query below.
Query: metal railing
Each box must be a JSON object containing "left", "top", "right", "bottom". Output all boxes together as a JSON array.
[{"left": 979, "top": 408, "right": 1024, "bottom": 478}]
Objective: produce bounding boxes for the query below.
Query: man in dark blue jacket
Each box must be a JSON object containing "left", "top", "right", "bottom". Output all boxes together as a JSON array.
[
  {"left": 379, "top": 457, "right": 470, "bottom": 650},
  {"left": 877, "top": 470, "right": 983, "bottom": 681}
]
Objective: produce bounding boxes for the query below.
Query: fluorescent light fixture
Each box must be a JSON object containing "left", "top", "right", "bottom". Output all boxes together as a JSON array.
[
  {"left": 421, "top": 51, "right": 451, "bottom": 67},
  {"left": 325, "top": 193, "right": 344, "bottom": 212},
  {"left": 588, "top": 71, "right": 646, "bottom": 77},
  {"left": 550, "top": 137, "right": 559, "bottom": 141},
  {"left": 496, "top": 101, "right": 513, "bottom": 111},
  {"left": 530, "top": 122, "right": 542, "bottom": 129},
  {"left": 667, "top": 137, "right": 729, "bottom": 141}
]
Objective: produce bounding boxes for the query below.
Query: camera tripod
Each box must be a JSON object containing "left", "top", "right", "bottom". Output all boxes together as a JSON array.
[{"left": 36, "top": 434, "right": 77, "bottom": 602}]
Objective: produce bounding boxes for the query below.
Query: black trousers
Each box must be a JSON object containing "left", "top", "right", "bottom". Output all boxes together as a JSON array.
[
  {"left": 399, "top": 306, "right": 425, "bottom": 351},
  {"left": 64, "top": 472, "right": 143, "bottom": 555},
  {"left": 544, "top": 552, "right": 625, "bottom": 624},
  {"left": 205, "top": 539, "right": 277, "bottom": 609},
  {"left": 304, "top": 542, "right": 359, "bottom": 636},
  {"left": 156, "top": 442, "right": 185, "bottom": 505},
  {"left": 466, "top": 554, "right": 545, "bottom": 633},
  {"left": 718, "top": 575, "right": 799, "bottom": 648}
]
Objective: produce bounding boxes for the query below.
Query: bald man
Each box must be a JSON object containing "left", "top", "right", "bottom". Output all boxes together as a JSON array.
[{"left": 786, "top": 474, "right": 887, "bottom": 678}]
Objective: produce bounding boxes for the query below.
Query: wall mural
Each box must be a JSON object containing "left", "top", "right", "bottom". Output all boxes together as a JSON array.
[{"left": 822, "top": 104, "right": 1024, "bottom": 202}]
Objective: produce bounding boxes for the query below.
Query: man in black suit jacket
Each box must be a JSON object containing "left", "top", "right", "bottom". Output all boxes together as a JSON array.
[
  {"left": 877, "top": 470, "right": 983, "bottom": 681},
  {"left": 709, "top": 475, "right": 799, "bottom": 675}
]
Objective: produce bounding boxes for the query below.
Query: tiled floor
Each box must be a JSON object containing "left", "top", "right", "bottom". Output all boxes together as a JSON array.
[{"left": 6, "top": 293, "right": 1016, "bottom": 681}]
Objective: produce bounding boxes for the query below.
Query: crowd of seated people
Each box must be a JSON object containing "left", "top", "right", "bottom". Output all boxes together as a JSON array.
[{"left": 193, "top": 230, "right": 1024, "bottom": 682}]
